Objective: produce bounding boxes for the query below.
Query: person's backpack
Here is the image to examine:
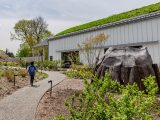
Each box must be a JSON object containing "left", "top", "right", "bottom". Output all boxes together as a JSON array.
[{"left": 29, "top": 65, "right": 35, "bottom": 75}]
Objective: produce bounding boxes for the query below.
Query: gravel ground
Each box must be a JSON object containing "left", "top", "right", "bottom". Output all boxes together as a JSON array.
[
  {"left": 35, "top": 78, "right": 84, "bottom": 120},
  {"left": 0, "top": 76, "right": 29, "bottom": 100}
]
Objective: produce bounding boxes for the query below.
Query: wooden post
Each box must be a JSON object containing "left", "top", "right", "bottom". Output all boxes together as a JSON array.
[
  {"left": 48, "top": 80, "right": 52, "bottom": 97},
  {"left": 14, "top": 75, "right": 18, "bottom": 87}
]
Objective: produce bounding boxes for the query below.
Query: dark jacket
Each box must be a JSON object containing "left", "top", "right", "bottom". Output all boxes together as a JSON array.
[{"left": 28, "top": 65, "right": 36, "bottom": 76}]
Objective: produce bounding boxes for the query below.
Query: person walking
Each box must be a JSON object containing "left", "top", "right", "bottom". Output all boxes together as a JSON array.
[{"left": 28, "top": 61, "right": 37, "bottom": 86}]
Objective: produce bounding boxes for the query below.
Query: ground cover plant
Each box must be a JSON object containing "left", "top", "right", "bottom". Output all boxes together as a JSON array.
[
  {"left": 56, "top": 2, "right": 160, "bottom": 36},
  {"left": 0, "top": 61, "right": 20, "bottom": 67},
  {"left": 64, "top": 64, "right": 93, "bottom": 79},
  {"left": 0, "top": 60, "right": 29, "bottom": 68},
  {"left": 0, "top": 60, "right": 63, "bottom": 71},
  {"left": 55, "top": 73, "right": 159, "bottom": 120},
  {"left": 35, "top": 60, "right": 62, "bottom": 71}
]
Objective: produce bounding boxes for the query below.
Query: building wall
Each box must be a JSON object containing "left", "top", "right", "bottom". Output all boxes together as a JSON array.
[
  {"left": 49, "top": 16, "right": 160, "bottom": 65},
  {"left": 144, "top": 42, "right": 160, "bottom": 65}
]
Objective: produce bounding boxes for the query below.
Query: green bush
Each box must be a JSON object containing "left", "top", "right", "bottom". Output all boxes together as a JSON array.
[
  {"left": 70, "top": 64, "right": 92, "bottom": 71},
  {"left": 55, "top": 74, "right": 158, "bottom": 120},
  {"left": 56, "top": 2, "right": 160, "bottom": 36},
  {"left": 18, "top": 60, "right": 27, "bottom": 67},
  {"left": 35, "top": 72, "right": 48, "bottom": 80},
  {"left": 19, "top": 69, "right": 27, "bottom": 77},
  {"left": 54, "top": 115, "right": 65, "bottom": 120},
  {"left": 64, "top": 65, "right": 93, "bottom": 79},
  {"left": 36, "top": 60, "right": 62, "bottom": 71},
  {"left": 0, "top": 61, "right": 22, "bottom": 67},
  {"left": 4, "top": 69, "right": 14, "bottom": 82}
]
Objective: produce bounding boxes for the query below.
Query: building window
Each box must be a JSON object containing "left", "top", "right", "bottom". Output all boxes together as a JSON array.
[
  {"left": 50, "top": 56, "right": 53, "bottom": 61},
  {"left": 61, "top": 51, "right": 79, "bottom": 68}
]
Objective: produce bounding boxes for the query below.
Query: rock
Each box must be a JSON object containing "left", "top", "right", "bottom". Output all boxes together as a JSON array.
[{"left": 94, "top": 47, "right": 160, "bottom": 90}]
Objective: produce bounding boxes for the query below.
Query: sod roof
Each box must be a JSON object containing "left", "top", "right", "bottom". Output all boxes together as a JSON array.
[{"left": 55, "top": 2, "right": 160, "bottom": 37}]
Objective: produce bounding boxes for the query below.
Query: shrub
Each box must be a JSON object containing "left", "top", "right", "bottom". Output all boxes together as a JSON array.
[
  {"left": 0, "top": 70, "right": 4, "bottom": 77},
  {"left": 19, "top": 69, "right": 27, "bottom": 77},
  {"left": 65, "top": 64, "right": 93, "bottom": 79},
  {"left": 17, "top": 60, "right": 26, "bottom": 67},
  {"left": 65, "top": 65, "right": 93, "bottom": 79},
  {"left": 35, "top": 60, "right": 62, "bottom": 71},
  {"left": 0, "top": 61, "right": 21, "bottom": 67},
  {"left": 4, "top": 69, "right": 14, "bottom": 82},
  {"left": 6, "top": 62, "right": 19, "bottom": 67},
  {"left": 35, "top": 72, "right": 48, "bottom": 80},
  {"left": 70, "top": 64, "right": 92, "bottom": 71},
  {"left": 54, "top": 115, "right": 65, "bottom": 120},
  {"left": 55, "top": 74, "right": 158, "bottom": 120}
]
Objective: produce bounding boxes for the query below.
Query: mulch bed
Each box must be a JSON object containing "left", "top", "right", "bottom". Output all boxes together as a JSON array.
[
  {"left": 35, "top": 79, "right": 84, "bottom": 120},
  {"left": 0, "top": 76, "right": 28, "bottom": 100}
]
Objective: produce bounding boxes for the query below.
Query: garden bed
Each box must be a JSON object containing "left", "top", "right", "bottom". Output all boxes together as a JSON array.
[
  {"left": 0, "top": 68, "right": 48, "bottom": 100},
  {"left": 35, "top": 76, "right": 160, "bottom": 120},
  {"left": 35, "top": 78, "right": 84, "bottom": 120}
]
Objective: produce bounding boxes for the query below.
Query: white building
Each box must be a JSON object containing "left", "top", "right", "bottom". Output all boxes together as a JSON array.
[{"left": 48, "top": 4, "right": 160, "bottom": 66}]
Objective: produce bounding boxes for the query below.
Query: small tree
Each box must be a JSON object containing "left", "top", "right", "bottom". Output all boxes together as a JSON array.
[
  {"left": 78, "top": 33, "right": 108, "bottom": 67},
  {"left": 68, "top": 51, "right": 80, "bottom": 65}
]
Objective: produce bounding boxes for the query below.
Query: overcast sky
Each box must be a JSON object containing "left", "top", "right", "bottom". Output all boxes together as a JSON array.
[{"left": 0, "top": 0, "right": 159, "bottom": 54}]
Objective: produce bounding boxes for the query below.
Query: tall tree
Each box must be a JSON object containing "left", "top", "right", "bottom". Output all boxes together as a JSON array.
[{"left": 11, "top": 17, "right": 53, "bottom": 56}]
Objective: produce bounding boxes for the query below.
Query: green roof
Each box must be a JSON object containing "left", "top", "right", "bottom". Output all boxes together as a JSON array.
[{"left": 56, "top": 2, "right": 160, "bottom": 36}]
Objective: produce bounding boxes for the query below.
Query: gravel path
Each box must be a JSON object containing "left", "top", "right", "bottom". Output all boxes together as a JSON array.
[{"left": 0, "top": 71, "right": 66, "bottom": 120}]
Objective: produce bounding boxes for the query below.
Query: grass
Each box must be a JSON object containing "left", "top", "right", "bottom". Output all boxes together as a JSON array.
[
  {"left": 35, "top": 72, "right": 48, "bottom": 80},
  {"left": 56, "top": 2, "right": 160, "bottom": 37}
]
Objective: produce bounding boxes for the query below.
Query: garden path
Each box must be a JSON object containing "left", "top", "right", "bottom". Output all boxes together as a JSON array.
[{"left": 0, "top": 71, "right": 66, "bottom": 120}]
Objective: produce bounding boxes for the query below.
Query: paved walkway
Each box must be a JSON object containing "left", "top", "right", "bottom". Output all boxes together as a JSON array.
[{"left": 0, "top": 71, "right": 66, "bottom": 120}]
